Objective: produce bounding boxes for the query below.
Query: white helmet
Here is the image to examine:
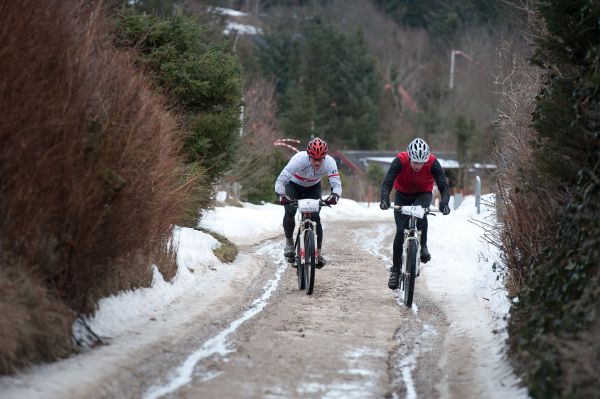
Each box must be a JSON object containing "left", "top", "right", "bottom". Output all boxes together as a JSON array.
[{"left": 407, "top": 138, "right": 430, "bottom": 162}]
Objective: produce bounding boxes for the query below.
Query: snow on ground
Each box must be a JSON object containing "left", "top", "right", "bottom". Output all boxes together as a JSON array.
[
  {"left": 223, "top": 22, "right": 262, "bottom": 36},
  {"left": 425, "top": 195, "right": 528, "bottom": 398},
  {"left": 199, "top": 199, "right": 388, "bottom": 245},
  {"left": 76, "top": 227, "right": 222, "bottom": 340},
  {"left": 212, "top": 7, "right": 248, "bottom": 17}
]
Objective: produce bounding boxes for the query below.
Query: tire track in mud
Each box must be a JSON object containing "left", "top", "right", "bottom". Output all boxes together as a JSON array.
[
  {"left": 144, "top": 242, "right": 288, "bottom": 399},
  {"left": 352, "top": 221, "right": 448, "bottom": 399}
]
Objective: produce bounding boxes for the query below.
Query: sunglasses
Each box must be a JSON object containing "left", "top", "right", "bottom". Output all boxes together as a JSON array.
[{"left": 310, "top": 157, "right": 324, "bottom": 161}]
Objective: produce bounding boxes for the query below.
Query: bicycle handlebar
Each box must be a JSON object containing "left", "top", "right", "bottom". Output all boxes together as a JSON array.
[
  {"left": 287, "top": 198, "right": 330, "bottom": 207},
  {"left": 391, "top": 205, "right": 438, "bottom": 216}
]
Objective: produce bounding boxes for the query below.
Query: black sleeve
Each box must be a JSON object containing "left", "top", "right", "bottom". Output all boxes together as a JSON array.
[
  {"left": 380, "top": 157, "right": 402, "bottom": 201},
  {"left": 431, "top": 160, "right": 450, "bottom": 206}
]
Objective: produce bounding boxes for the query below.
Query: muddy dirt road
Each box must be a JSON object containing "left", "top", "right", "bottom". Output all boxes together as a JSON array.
[{"left": 140, "top": 219, "right": 523, "bottom": 399}]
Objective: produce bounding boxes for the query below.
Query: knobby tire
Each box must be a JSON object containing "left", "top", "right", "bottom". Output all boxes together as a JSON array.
[
  {"left": 404, "top": 240, "right": 418, "bottom": 307},
  {"left": 296, "top": 236, "right": 305, "bottom": 290},
  {"left": 304, "top": 230, "right": 316, "bottom": 295}
]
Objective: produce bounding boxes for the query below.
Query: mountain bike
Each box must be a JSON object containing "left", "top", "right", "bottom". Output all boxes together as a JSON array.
[
  {"left": 393, "top": 205, "right": 436, "bottom": 308},
  {"left": 286, "top": 198, "right": 328, "bottom": 295}
]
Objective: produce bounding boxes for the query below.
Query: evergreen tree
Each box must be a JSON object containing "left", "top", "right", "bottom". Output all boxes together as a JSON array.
[
  {"left": 114, "top": 9, "right": 242, "bottom": 181},
  {"left": 413, "top": 71, "right": 446, "bottom": 142},
  {"left": 257, "top": 30, "right": 300, "bottom": 100},
  {"left": 258, "top": 19, "right": 382, "bottom": 149},
  {"left": 374, "top": 0, "right": 509, "bottom": 42},
  {"left": 374, "top": 0, "right": 435, "bottom": 28},
  {"left": 279, "top": 86, "right": 316, "bottom": 138}
]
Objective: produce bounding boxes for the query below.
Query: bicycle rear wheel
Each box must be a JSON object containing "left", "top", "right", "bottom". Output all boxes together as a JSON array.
[
  {"left": 303, "top": 230, "right": 316, "bottom": 295},
  {"left": 403, "top": 240, "right": 418, "bottom": 307}
]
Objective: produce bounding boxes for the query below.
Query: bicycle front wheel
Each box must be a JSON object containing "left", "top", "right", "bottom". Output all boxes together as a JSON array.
[
  {"left": 403, "top": 240, "right": 418, "bottom": 307},
  {"left": 296, "top": 239, "right": 305, "bottom": 290},
  {"left": 294, "top": 230, "right": 304, "bottom": 290},
  {"left": 303, "top": 230, "right": 316, "bottom": 295}
]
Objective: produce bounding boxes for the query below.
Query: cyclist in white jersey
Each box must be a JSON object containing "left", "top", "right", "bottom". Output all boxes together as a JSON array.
[{"left": 275, "top": 137, "right": 342, "bottom": 267}]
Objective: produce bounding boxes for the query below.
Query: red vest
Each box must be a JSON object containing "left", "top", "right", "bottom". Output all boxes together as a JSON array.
[{"left": 393, "top": 152, "right": 437, "bottom": 193}]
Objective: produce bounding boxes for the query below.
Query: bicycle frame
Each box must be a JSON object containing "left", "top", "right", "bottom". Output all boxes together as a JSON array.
[
  {"left": 286, "top": 198, "right": 328, "bottom": 295},
  {"left": 401, "top": 216, "right": 422, "bottom": 275},
  {"left": 294, "top": 199, "right": 322, "bottom": 265},
  {"left": 390, "top": 205, "right": 435, "bottom": 307}
]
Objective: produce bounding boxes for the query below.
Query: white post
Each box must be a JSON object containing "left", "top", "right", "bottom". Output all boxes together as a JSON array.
[
  {"left": 475, "top": 176, "right": 481, "bottom": 214},
  {"left": 454, "top": 192, "right": 463, "bottom": 210},
  {"left": 449, "top": 49, "right": 456, "bottom": 89},
  {"left": 239, "top": 103, "right": 245, "bottom": 137}
]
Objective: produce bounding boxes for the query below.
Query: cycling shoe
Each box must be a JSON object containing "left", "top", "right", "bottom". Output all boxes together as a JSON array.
[{"left": 388, "top": 271, "right": 400, "bottom": 290}]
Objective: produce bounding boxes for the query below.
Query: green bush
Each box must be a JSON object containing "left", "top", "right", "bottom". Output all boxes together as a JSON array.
[
  {"left": 366, "top": 164, "right": 384, "bottom": 185},
  {"left": 241, "top": 150, "right": 289, "bottom": 204}
]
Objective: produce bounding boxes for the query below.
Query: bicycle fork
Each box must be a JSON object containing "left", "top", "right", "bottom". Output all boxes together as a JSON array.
[
  {"left": 298, "top": 218, "right": 318, "bottom": 266},
  {"left": 401, "top": 217, "right": 422, "bottom": 275}
]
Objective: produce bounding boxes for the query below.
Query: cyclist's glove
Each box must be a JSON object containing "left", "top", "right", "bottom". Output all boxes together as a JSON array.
[
  {"left": 278, "top": 194, "right": 291, "bottom": 205},
  {"left": 325, "top": 193, "right": 339, "bottom": 205},
  {"left": 380, "top": 198, "right": 390, "bottom": 210},
  {"left": 440, "top": 203, "right": 450, "bottom": 215}
]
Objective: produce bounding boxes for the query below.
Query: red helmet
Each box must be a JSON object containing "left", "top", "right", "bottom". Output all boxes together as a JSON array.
[{"left": 307, "top": 137, "right": 328, "bottom": 159}]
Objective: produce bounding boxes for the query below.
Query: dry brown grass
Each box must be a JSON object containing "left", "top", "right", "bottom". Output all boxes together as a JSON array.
[
  {"left": 0, "top": 269, "right": 73, "bottom": 374},
  {"left": 492, "top": 26, "right": 554, "bottom": 295},
  {"left": 0, "top": 0, "right": 191, "bottom": 371},
  {"left": 152, "top": 232, "right": 180, "bottom": 283}
]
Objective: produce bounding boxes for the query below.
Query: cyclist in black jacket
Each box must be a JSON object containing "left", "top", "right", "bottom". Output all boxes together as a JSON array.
[{"left": 380, "top": 138, "right": 450, "bottom": 290}]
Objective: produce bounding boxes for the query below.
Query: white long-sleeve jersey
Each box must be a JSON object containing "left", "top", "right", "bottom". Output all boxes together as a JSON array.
[{"left": 275, "top": 151, "right": 342, "bottom": 197}]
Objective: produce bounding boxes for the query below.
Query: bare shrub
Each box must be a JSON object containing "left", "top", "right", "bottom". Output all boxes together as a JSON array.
[
  {"left": 492, "top": 36, "right": 544, "bottom": 294},
  {"left": 491, "top": 1, "right": 561, "bottom": 296},
  {"left": 341, "top": 174, "right": 371, "bottom": 202},
  {"left": 0, "top": 0, "right": 189, "bottom": 370},
  {"left": 225, "top": 78, "right": 285, "bottom": 203}
]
